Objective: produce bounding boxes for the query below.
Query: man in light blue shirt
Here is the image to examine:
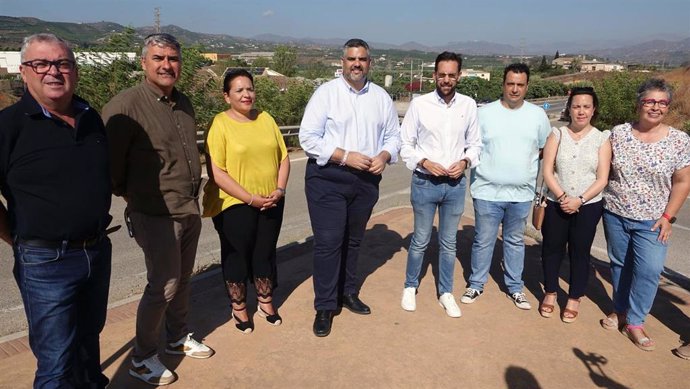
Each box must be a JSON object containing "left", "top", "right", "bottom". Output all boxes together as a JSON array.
[
  {"left": 299, "top": 38, "right": 400, "bottom": 337},
  {"left": 399, "top": 51, "right": 481, "bottom": 317},
  {"left": 461, "top": 63, "right": 551, "bottom": 310}
]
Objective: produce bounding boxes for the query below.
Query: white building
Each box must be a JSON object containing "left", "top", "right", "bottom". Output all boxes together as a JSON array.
[
  {"left": 581, "top": 59, "right": 624, "bottom": 72},
  {"left": 0, "top": 51, "right": 136, "bottom": 74},
  {"left": 461, "top": 69, "right": 490, "bottom": 81}
]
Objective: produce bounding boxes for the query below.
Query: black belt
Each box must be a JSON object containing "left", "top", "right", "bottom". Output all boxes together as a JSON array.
[
  {"left": 414, "top": 170, "right": 463, "bottom": 183},
  {"left": 15, "top": 236, "right": 103, "bottom": 250}
]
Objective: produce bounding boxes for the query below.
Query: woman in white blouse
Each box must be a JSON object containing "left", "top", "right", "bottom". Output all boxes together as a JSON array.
[{"left": 539, "top": 87, "right": 611, "bottom": 323}]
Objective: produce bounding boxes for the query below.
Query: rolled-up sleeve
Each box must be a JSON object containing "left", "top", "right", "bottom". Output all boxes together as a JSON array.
[
  {"left": 463, "top": 105, "right": 482, "bottom": 167},
  {"left": 400, "top": 102, "right": 421, "bottom": 171},
  {"left": 299, "top": 87, "right": 333, "bottom": 166},
  {"left": 381, "top": 98, "right": 401, "bottom": 164}
]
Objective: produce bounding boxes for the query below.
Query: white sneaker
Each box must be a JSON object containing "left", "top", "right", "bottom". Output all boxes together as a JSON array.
[
  {"left": 165, "top": 333, "right": 215, "bottom": 359},
  {"left": 460, "top": 288, "right": 483, "bottom": 304},
  {"left": 129, "top": 355, "right": 177, "bottom": 386},
  {"left": 438, "top": 293, "right": 462, "bottom": 318},
  {"left": 509, "top": 292, "right": 532, "bottom": 310},
  {"left": 401, "top": 287, "right": 416, "bottom": 311}
]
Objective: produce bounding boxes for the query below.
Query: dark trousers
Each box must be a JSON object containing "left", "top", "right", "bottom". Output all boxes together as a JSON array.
[
  {"left": 211, "top": 199, "right": 285, "bottom": 283},
  {"left": 129, "top": 213, "right": 201, "bottom": 361},
  {"left": 13, "top": 238, "right": 112, "bottom": 389},
  {"left": 305, "top": 160, "right": 381, "bottom": 310},
  {"left": 541, "top": 199, "right": 603, "bottom": 298}
]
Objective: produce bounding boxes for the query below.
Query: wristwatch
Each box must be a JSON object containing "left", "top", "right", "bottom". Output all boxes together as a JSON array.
[{"left": 661, "top": 213, "right": 677, "bottom": 224}]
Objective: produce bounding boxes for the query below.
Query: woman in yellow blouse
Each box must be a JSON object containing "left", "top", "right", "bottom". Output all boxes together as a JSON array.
[{"left": 203, "top": 69, "right": 290, "bottom": 333}]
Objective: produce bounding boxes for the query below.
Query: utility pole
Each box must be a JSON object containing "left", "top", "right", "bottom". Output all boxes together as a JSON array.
[{"left": 154, "top": 7, "right": 161, "bottom": 33}]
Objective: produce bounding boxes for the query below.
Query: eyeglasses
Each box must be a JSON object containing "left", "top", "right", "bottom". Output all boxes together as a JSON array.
[
  {"left": 436, "top": 73, "right": 459, "bottom": 81},
  {"left": 21, "top": 59, "right": 75, "bottom": 74},
  {"left": 640, "top": 98, "right": 670, "bottom": 108}
]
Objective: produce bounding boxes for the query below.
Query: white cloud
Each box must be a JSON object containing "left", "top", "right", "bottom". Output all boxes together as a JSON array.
[{"left": 262, "top": 10, "right": 274, "bottom": 17}]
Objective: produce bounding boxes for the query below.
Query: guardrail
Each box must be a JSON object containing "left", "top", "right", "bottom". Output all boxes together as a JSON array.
[{"left": 196, "top": 125, "right": 301, "bottom": 147}]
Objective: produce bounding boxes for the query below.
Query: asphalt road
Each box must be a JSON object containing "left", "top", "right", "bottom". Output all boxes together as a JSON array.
[{"left": 3, "top": 100, "right": 689, "bottom": 338}]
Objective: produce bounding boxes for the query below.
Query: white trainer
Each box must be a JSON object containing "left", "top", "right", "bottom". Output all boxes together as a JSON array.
[
  {"left": 165, "top": 333, "right": 215, "bottom": 359},
  {"left": 438, "top": 293, "right": 462, "bottom": 318},
  {"left": 401, "top": 287, "right": 416, "bottom": 311},
  {"left": 129, "top": 355, "right": 177, "bottom": 386}
]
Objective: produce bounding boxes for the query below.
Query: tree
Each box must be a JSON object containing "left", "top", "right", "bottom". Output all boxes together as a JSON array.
[
  {"left": 570, "top": 57, "right": 582, "bottom": 72},
  {"left": 101, "top": 26, "right": 138, "bottom": 52},
  {"left": 554, "top": 50, "right": 560, "bottom": 60},
  {"left": 592, "top": 72, "right": 648, "bottom": 130},
  {"left": 538, "top": 55, "right": 550, "bottom": 72},
  {"left": 273, "top": 45, "right": 297, "bottom": 77},
  {"left": 252, "top": 57, "right": 271, "bottom": 68}
]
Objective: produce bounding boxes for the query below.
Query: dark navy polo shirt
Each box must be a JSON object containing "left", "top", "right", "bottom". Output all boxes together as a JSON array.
[{"left": 0, "top": 92, "right": 112, "bottom": 241}]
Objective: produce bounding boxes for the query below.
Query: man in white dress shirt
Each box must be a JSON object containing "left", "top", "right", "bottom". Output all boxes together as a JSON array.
[
  {"left": 299, "top": 38, "right": 401, "bottom": 337},
  {"left": 399, "top": 51, "right": 482, "bottom": 317}
]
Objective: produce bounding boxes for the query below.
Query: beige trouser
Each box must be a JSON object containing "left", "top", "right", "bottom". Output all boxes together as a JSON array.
[{"left": 129, "top": 211, "right": 202, "bottom": 361}]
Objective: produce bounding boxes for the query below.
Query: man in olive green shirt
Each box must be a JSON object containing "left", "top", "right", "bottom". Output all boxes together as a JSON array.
[{"left": 103, "top": 33, "right": 213, "bottom": 386}]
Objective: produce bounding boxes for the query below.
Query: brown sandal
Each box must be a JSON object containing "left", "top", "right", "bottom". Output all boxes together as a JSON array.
[
  {"left": 539, "top": 292, "right": 557, "bottom": 318},
  {"left": 561, "top": 298, "right": 581, "bottom": 323}
]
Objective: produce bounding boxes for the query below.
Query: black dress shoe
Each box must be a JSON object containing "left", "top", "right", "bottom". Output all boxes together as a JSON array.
[
  {"left": 341, "top": 294, "right": 371, "bottom": 315},
  {"left": 313, "top": 310, "right": 333, "bottom": 337}
]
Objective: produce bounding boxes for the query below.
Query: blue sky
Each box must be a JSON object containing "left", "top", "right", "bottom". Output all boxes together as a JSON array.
[{"left": 3, "top": 0, "right": 689, "bottom": 47}]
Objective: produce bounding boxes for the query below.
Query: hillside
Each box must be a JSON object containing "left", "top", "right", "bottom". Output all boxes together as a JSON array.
[{"left": 1, "top": 15, "right": 689, "bottom": 64}]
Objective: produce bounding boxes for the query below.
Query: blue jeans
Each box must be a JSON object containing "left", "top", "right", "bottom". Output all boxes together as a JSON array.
[
  {"left": 468, "top": 199, "right": 531, "bottom": 294},
  {"left": 603, "top": 210, "right": 668, "bottom": 326},
  {"left": 405, "top": 173, "right": 466, "bottom": 294},
  {"left": 13, "top": 238, "right": 112, "bottom": 389}
]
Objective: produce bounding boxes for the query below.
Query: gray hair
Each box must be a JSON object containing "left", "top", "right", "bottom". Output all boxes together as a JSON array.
[
  {"left": 20, "top": 33, "right": 75, "bottom": 62},
  {"left": 141, "top": 33, "right": 181, "bottom": 59},
  {"left": 342, "top": 38, "right": 370, "bottom": 57},
  {"left": 637, "top": 78, "right": 673, "bottom": 103}
]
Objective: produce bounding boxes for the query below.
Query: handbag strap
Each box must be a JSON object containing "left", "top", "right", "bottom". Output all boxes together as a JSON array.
[{"left": 535, "top": 127, "right": 563, "bottom": 202}]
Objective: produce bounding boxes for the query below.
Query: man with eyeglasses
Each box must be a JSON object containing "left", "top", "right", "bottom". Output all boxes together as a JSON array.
[
  {"left": 399, "top": 51, "right": 482, "bottom": 317},
  {"left": 103, "top": 33, "right": 213, "bottom": 386},
  {"left": 0, "top": 33, "right": 112, "bottom": 388},
  {"left": 299, "top": 38, "right": 400, "bottom": 337}
]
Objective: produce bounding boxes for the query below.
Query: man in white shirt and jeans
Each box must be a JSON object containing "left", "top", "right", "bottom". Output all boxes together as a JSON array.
[
  {"left": 299, "top": 38, "right": 401, "bottom": 337},
  {"left": 399, "top": 51, "right": 482, "bottom": 317}
]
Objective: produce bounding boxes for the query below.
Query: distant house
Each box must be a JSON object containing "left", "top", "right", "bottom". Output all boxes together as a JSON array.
[
  {"left": 461, "top": 69, "right": 490, "bottom": 81},
  {"left": 235, "top": 52, "right": 274, "bottom": 63},
  {"left": 581, "top": 59, "right": 624, "bottom": 72},
  {"left": 223, "top": 66, "right": 288, "bottom": 89},
  {"left": 552, "top": 56, "right": 575, "bottom": 69},
  {"left": 202, "top": 53, "right": 232, "bottom": 63},
  {"left": 0, "top": 51, "right": 21, "bottom": 74}
]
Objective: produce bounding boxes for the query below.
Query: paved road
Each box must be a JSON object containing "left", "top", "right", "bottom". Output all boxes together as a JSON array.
[{"left": 3, "top": 102, "right": 689, "bottom": 338}]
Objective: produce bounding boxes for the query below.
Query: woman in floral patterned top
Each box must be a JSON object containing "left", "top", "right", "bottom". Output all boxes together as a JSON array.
[
  {"left": 540, "top": 87, "right": 611, "bottom": 323},
  {"left": 601, "top": 78, "right": 690, "bottom": 352}
]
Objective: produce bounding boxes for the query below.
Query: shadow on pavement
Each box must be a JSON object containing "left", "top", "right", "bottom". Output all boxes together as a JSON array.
[
  {"left": 102, "top": 222, "right": 406, "bottom": 388},
  {"left": 505, "top": 365, "right": 542, "bottom": 389},
  {"left": 573, "top": 347, "right": 630, "bottom": 389}
]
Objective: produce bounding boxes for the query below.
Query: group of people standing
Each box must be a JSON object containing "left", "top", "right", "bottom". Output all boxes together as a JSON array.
[{"left": 0, "top": 32, "right": 689, "bottom": 389}]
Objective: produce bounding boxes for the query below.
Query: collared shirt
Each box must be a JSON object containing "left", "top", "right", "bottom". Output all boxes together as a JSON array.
[
  {"left": 400, "top": 90, "right": 482, "bottom": 172},
  {"left": 470, "top": 100, "right": 551, "bottom": 202},
  {"left": 103, "top": 82, "right": 201, "bottom": 217},
  {"left": 0, "top": 92, "right": 112, "bottom": 240},
  {"left": 299, "top": 77, "right": 400, "bottom": 166}
]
